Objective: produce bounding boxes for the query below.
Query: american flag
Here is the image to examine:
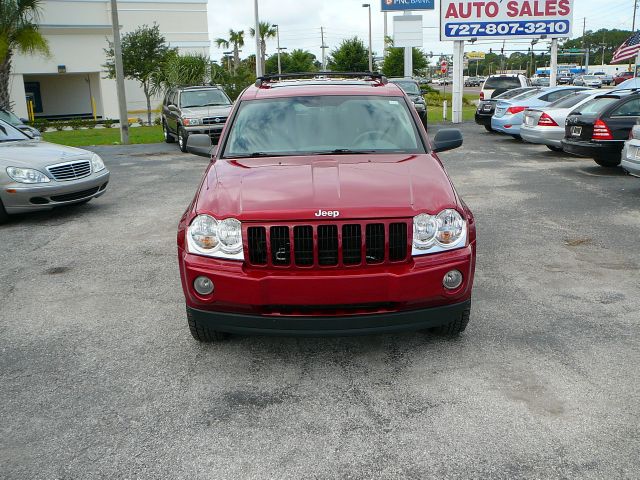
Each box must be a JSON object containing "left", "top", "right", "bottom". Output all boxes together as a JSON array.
[{"left": 612, "top": 31, "right": 640, "bottom": 63}]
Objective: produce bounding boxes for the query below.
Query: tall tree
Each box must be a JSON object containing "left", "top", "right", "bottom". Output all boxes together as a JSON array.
[
  {"left": 327, "top": 37, "right": 370, "bottom": 72},
  {"left": 215, "top": 29, "right": 244, "bottom": 72},
  {"left": 0, "top": 0, "right": 49, "bottom": 110},
  {"left": 104, "top": 24, "right": 173, "bottom": 125},
  {"left": 265, "top": 49, "right": 317, "bottom": 74},
  {"left": 381, "top": 47, "right": 428, "bottom": 77},
  {"left": 250, "top": 22, "right": 277, "bottom": 74},
  {"left": 150, "top": 52, "right": 210, "bottom": 94}
]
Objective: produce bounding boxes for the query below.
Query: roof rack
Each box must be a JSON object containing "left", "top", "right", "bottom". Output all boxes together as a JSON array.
[{"left": 254, "top": 71, "right": 388, "bottom": 88}]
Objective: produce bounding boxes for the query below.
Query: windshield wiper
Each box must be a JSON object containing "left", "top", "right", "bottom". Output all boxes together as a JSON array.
[
  {"left": 225, "top": 152, "right": 291, "bottom": 158},
  {"left": 316, "top": 149, "right": 376, "bottom": 155},
  {"left": 203, "top": 103, "right": 230, "bottom": 107}
]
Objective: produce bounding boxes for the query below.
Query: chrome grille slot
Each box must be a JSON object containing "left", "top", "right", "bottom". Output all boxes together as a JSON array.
[
  {"left": 247, "top": 227, "right": 267, "bottom": 265},
  {"left": 342, "top": 224, "right": 362, "bottom": 265},
  {"left": 318, "top": 225, "right": 338, "bottom": 266},
  {"left": 389, "top": 223, "right": 408, "bottom": 262},
  {"left": 294, "top": 226, "right": 314, "bottom": 266},
  {"left": 365, "top": 223, "right": 385, "bottom": 264},
  {"left": 270, "top": 226, "right": 291, "bottom": 266}
]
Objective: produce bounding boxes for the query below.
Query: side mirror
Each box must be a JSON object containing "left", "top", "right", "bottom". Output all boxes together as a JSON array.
[
  {"left": 168, "top": 104, "right": 178, "bottom": 112},
  {"left": 20, "top": 118, "right": 29, "bottom": 123},
  {"left": 186, "top": 134, "right": 215, "bottom": 158},
  {"left": 432, "top": 129, "right": 463, "bottom": 153}
]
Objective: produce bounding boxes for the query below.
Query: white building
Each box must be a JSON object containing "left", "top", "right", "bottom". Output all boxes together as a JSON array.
[{"left": 9, "top": 0, "right": 210, "bottom": 120}]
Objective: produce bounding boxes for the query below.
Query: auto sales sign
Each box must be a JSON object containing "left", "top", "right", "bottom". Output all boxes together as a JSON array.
[{"left": 440, "top": 0, "right": 574, "bottom": 40}]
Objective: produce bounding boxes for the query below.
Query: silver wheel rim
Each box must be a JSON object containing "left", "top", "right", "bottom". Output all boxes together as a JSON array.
[
  {"left": 163, "top": 124, "right": 167, "bottom": 139},
  {"left": 178, "top": 130, "right": 183, "bottom": 148}
]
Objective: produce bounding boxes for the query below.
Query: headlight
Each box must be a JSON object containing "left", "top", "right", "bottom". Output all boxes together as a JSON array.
[
  {"left": 183, "top": 117, "right": 201, "bottom": 126},
  {"left": 187, "top": 214, "right": 244, "bottom": 260},
  {"left": 6, "top": 167, "right": 50, "bottom": 184},
  {"left": 90, "top": 154, "right": 105, "bottom": 173},
  {"left": 412, "top": 209, "right": 467, "bottom": 256}
]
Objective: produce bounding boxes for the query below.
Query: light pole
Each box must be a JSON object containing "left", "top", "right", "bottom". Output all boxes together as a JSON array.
[
  {"left": 273, "top": 24, "right": 283, "bottom": 75},
  {"left": 254, "top": 0, "right": 262, "bottom": 77},
  {"left": 363, "top": 4, "right": 373, "bottom": 72},
  {"left": 109, "top": 0, "right": 129, "bottom": 144}
]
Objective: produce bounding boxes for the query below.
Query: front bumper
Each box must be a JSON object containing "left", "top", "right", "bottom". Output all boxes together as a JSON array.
[
  {"left": 621, "top": 143, "right": 640, "bottom": 177},
  {"left": 184, "top": 124, "right": 225, "bottom": 141},
  {"left": 491, "top": 114, "right": 523, "bottom": 135},
  {"left": 179, "top": 244, "right": 475, "bottom": 334},
  {"left": 187, "top": 300, "right": 471, "bottom": 336},
  {"left": 520, "top": 125, "right": 564, "bottom": 148},
  {"left": 1, "top": 170, "right": 110, "bottom": 214},
  {"left": 561, "top": 138, "right": 623, "bottom": 159}
]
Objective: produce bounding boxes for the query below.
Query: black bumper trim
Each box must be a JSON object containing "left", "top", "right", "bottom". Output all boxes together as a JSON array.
[
  {"left": 561, "top": 139, "right": 623, "bottom": 158},
  {"left": 474, "top": 113, "right": 492, "bottom": 126},
  {"left": 187, "top": 300, "right": 471, "bottom": 336}
]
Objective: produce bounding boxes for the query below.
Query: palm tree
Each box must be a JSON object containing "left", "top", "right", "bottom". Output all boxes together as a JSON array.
[
  {"left": 215, "top": 29, "right": 244, "bottom": 72},
  {"left": 250, "top": 22, "right": 277, "bottom": 74},
  {"left": 0, "top": 0, "right": 49, "bottom": 110}
]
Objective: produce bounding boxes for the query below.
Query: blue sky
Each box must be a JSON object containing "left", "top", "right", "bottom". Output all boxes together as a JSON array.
[{"left": 208, "top": 0, "right": 636, "bottom": 62}]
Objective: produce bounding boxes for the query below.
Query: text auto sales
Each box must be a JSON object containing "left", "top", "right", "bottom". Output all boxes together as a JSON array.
[{"left": 442, "top": 0, "right": 573, "bottom": 39}]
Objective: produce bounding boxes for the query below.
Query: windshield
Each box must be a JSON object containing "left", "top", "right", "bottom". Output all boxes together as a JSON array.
[
  {"left": 511, "top": 89, "right": 542, "bottom": 101},
  {"left": 223, "top": 95, "right": 425, "bottom": 158},
  {"left": 547, "top": 92, "right": 592, "bottom": 109},
  {"left": 571, "top": 97, "right": 619, "bottom": 115},
  {"left": 392, "top": 80, "right": 421, "bottom": 95},
  {"left": 495, "top": 87, "right": 535, "bottom": 100},
  {"left": 0, "top": 120, "right": 29, "bottom": 142},
  {"left": 484, "top": 77, "right": 521, "bottom": 89},
  {"left": 583, "top": 76, "right": 597, "bottom": 80},
  {"left": 180, "top": 89, "right": 231, "bottom": 108},
  {"left": 0, "top": 110, "right": 21, "bottom": 126}
]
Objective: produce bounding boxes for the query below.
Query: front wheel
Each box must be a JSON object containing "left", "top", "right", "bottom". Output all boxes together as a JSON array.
[
  {"left": 187, "top": 308, "right": 229, "bottom": 343},
  {"left": 428, "top": 303, "right": 471, "bottom": 336},
  {"left": 547, "top": 145, "right": 563, "bottom": 152},
  {"left": 163, "top": 120, "right": 175, "bottom": 143},
  {"left": 178, "top": 126, "right": 188, "bottom": 153},
  {"left": 594, "top": 155, "right": 621, "bottom": 168}
]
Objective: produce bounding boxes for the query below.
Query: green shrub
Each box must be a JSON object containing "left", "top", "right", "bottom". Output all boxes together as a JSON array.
[
  {"left": 69, "top": 118, "right": 83, "bottom": 130},
  {"left": 84, "top": 120, "right": 97, "bottom": 129},
  {"left": 54, "top": 122, "right": 67, "bottom": 131},
  {"left": 153, "top": 116, "right": 162, "bottom": 126},
  {"left": 33, "top": 119, "right": 50, "bottom": 133},
  {"left": 102, "top": 119, "right": 114, "bottom": 128}
]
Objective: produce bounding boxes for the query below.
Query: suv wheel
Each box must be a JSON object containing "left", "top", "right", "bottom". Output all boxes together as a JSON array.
[
  {"left": 0, "top": 199, "right": 9, "bottom": 225},
  {"left": 428, "top": 303, "right": 471, "bottom": 336},
  {"left": 163, "top": 120, "right": 175, "bottom": 144},
  {"left": 187, "top": 308, "right": 229, "bottom": 342},
  {"left": 178, "top": 126, "right": 188, "bottom": 153},
  {"left": 594, "top": 155, "right": 621, "bottom": 168}
]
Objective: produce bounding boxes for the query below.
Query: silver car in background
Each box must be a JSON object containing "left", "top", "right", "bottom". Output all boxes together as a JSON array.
[
  {"left": 520, "top": 91, "right": 601, "bottom": 151},
  {"left": 0, "top": 120, "right": 109, "bottom": 223},
  {"left": 621, "top": 124, "right": 640, "bottom": 177}
]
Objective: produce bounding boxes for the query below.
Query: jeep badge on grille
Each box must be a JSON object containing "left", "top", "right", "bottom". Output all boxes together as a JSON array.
[{"left": 315, "top": 210, "right": 340, "bottom": 217}]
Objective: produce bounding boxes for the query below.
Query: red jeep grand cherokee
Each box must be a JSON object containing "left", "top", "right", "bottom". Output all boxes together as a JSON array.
[{"left": 177, "top": 73, "right": 476, "bottom": 341}]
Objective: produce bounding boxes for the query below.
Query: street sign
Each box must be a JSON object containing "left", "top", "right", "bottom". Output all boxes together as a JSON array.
[
  {"left": 440, "top": 0, "right": 575, "bottom": 41},
  {"left": 466, "top": 51, "right": 486, "bottom": 60},
  {"left": 381, "top": 0, "right": 434, "bottom": 12},
  {"left": 441, "top": 60, "right": 448, "bottom": 74}
]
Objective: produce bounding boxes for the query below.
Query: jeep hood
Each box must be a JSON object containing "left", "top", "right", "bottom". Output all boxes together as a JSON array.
[
  {"left": 181, "top": 105, "right": 232, "bottom": 118},
  {"left": 195, "top": 154, "right": 458, "bottom": 221}
]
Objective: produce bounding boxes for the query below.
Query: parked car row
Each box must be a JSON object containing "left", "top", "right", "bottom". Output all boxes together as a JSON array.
[{"left": 476, "top": 83, "right": 640, "bottom": 174}]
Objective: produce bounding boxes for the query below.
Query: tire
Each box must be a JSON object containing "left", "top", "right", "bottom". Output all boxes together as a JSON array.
[
  {"left": 187, "top": 308, "right": 229, "bottom": 343},
  {"left": 429, "top": 303, "right": 471, "bottom": 336},
  {"left": 511, "top": 134, "right": 522, "bottom": 141},
  {"left": 0, "top": 199, "right": 9, "bottom": 225},
  {"left": 594, "top": 155, "right": 621, "bottom": 168},
  {"left": 484, "top": 125, "right": 494, "bottom": 132},
  {"left": 163, "top": 120, "right": 175, "bottom": 143},
  {"left": 178, "top": 126, "right": 188, "bottom": 153},
  {"left": 547, "top": 145, "right": 563, "bottom": 152}
]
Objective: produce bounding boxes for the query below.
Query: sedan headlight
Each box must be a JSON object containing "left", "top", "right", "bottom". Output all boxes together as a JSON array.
[
  {"left": 90, "top": 153, "right": 105, "bottom": 173},
  {"left": 187, "top": 214, "right": 244, "bottom": 260},
  {"left": 183, "top": 117, "right": 201, "bottom": 126},
  {"left": 412, "top": 209, "right": 467, "bottom": 256},
  {"left": 6, "top": 167, "right": 50, "bottom": 184}
]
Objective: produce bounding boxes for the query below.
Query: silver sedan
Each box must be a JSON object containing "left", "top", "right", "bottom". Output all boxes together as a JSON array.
[
  {"left": 0, "top": 120, "right": 109, "bottom": 223},
  {"left": 621, "top": 125, "right": 640, "bottom": 177}
]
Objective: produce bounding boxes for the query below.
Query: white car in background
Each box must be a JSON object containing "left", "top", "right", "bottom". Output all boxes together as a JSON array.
[
  {"left": 520, "top": 90, "right": 602, "bottom": 151},
  {"left": 621, "top": 124, "right": 640, "bottom": 177},
  {"left": 480, "top": 74, "right": 530, "bottom": 100}
]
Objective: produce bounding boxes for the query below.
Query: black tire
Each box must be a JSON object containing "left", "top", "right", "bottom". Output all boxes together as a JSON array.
[
  {"left": 178, "top": 126, "right": 188, "bottom": 153},
  {"left": 0, "top": 199, "right": 9, "bottom": 225},
  {"left": 547, "top": 145, "right": 563, "bottom": 152},
  {"left": 187, "top": 308, "right": 229, "bottom": 343},
  {"left": 511, "top": 134, "right": 522, "bottom": 141},
  {"left": 484, "top": 125, "right": 493, "bottom": 132},
  {"left": 594, "top": 155, "right": 621, "bottom": 168},
  {"left": 429, "top": 303, "right": 471, "bottom": 336},
  {"left": 163, "top": 120, "right": 175, "bottom": 144}
]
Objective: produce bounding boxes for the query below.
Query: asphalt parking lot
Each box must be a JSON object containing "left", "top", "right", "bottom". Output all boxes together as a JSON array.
[{"left": 1, "top": 125, "right": 639, "bottom": 479}]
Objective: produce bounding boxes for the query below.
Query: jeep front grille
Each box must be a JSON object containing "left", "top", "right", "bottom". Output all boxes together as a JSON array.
[
  {"left": 245, "top": 220, "right": 409, "bottom": 268},
  {"left": 202, "top": 117, "right": 228, "bottom": 125}
]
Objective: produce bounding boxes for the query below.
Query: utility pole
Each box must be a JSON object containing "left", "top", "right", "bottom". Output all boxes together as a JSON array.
[
  {"left": 109, "top": 0, "right": 129, "bottom": 145},
  {"left": 383, "top": 12, "right": 388, "bottom": 57},
  {"left": 363, "top": 4, "right": 373, "bottom": 72},
  {"left": 321, "top": 27, "right": 328, "bottom": 70},
  {"left": 582, "top": 18, "right": 590, "bottom": 73},
  {"left": 633, "top": 0, "right": 639, "bottom": 73},
  {"left": 254, "top": 0, "right": 262, "bottom": 77},
  {"left": 273, "top": 24, "right": 282, "bottom": 75}
]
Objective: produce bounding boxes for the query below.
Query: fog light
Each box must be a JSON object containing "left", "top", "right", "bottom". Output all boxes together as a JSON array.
[
  {"left": 193, "top": 276, "right": 214, "bottom": 295},
  {"left": 443, "top": 270, "right": 463, "bottom": 290}
]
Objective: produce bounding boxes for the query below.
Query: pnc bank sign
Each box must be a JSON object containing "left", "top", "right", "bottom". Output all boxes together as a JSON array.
[
  {"left": 381, "top": 0, "right": 435, "bottom": 11},
  {"left": 440, "top": 0, "right": 574, "bottom": 41}
]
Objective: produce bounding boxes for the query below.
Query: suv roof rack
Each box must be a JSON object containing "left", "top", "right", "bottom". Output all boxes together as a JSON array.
[{"left": 255, "top": 71, "right": 388, "bottom": 88}]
